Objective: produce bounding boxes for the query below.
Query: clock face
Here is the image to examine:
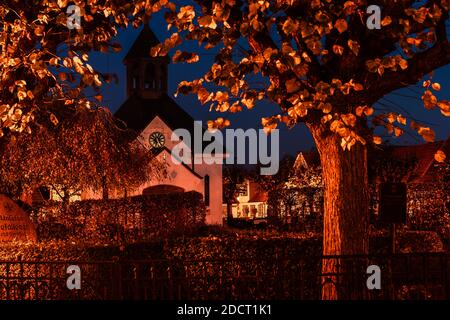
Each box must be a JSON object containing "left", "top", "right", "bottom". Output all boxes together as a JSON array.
[{"left": 149, "top": 131, "right": 165, "bottom": 149}]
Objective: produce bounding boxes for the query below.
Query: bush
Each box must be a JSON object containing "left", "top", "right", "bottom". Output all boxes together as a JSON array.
[
  {"left": 370, "top": 229, "right": 445, "bottom": 254},
  {"left": 3, "top": 228, "right": 443, "bottom": 261},
  {"left": 33, "top": 191, "right": 206, "bottom": 242},
  {"left": 0, "top": 229, "right": 445, "bottom": 299},
  {"left": 37, "top": 220, "right": 69, "bottom": 241}
]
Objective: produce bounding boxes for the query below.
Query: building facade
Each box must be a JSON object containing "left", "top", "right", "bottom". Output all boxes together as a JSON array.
[
  {"left": 81, "top": 25, "right": 224, "bottom": 225},
  {"left": 223, "top": 179, "right": 268, "bottom": 220}
]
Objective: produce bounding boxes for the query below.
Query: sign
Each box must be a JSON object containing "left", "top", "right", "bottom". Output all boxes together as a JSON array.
[
  {"left": 379, "top": 182, "right": 407, "bottom": 224},
  {"left": 0, "top": 195, "right": 37, "bottom": 243}
]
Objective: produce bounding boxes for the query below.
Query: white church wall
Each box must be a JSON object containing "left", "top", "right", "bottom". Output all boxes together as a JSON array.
[
  {"left": 80, "top": 149, "right": 203, "bottom": 199},
  {"left": 140, "top": 116, "right": 193, "bottom": 167},
  {"left": 131, "top": 149, "right": 204, "bottom": 196},
  {"left": 81, "top": 116, "right": 224, "bottom": 226},
  {"left": 193, "top": 158, "right": 224, "bottom": 225}
]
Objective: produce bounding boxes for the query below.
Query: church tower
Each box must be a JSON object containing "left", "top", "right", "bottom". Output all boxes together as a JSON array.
[
  {"left": 123, "top": 24, "right": 169, "bottom": 99},
  {"left": 115, "top": 24, "right": 224, "bottom": 226}
]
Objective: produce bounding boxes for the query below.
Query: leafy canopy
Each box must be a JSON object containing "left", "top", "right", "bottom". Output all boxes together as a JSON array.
[
  {"left": 0, "top": 0, "right": 449, "bottom": 160},
  {"left": 0, "top": 107, "right": 163, "bottom": 198},
  {"left": 148, "top": 0, "right": 450, "bottom": 158}
]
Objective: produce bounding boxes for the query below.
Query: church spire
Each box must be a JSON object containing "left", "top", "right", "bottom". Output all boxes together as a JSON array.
[{"left": 123, "top": 23, "right": 169, "bottom": 99}]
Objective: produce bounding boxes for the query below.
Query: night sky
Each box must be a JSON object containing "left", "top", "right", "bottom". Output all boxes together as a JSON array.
[{"left": 89, "top": 14, "right": 450, "bottom": 158}]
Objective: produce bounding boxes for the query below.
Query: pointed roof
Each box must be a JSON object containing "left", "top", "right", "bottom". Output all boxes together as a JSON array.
[
  {"left": 123, "top": 24, "right": 162, "bottom": 62},
  {"left": 114, "top": 94, "right": 224, "bottom": 155},
  {"left": 390, "top": 136, "right": 450, "bottom": 184},
  {"left": 293, "top": 150, "right": 320, "bottom": 171},
  {"left": 114, "top": 94, "right": 196, "bottom": 136}
]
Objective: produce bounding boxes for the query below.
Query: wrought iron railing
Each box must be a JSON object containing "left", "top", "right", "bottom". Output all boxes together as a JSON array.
[{"left": 0, "top": 253, "right": 449, "bottom": 300}]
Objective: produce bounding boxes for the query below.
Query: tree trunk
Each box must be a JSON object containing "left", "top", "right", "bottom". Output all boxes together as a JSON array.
[
  {"left": 308, "top": 124, "right": 369, "bottom": 300},
  {"left": 61, "top": 187, "right": 70, "bottom": 205},
  {"left": 102, "top": 176, "right": 109, "bottom": 200},
  {"left": 227, "top": 202, "right": 234, "bottom": 225}
]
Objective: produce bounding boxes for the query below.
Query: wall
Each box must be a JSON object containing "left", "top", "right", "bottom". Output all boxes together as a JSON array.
[
  {"left": 81, "top": 149, "right": 204, "bottom": 199},
  {"left": 193, "top": 155, "right": 223, "bottom": 225},
  {"left": 81, "top": 116, "right": 224, "bottom": 225}
]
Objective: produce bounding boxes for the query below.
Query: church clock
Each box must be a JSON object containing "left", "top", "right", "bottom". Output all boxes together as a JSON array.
[{"left": 149, "top": 131, "right": 165, "bottom": 149}]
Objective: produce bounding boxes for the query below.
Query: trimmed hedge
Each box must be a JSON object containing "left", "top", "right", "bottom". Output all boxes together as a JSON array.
[
  {"left": 0, "top": 229, "right": 445, "bottom": 299},
  {"left": 0, "top": 228, "right": 443, "bottom": 262},
  {"left": 33, "top": 191, "right": 206, "bottom": 242}
]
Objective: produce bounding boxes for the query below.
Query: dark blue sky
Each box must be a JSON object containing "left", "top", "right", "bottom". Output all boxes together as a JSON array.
[{"left": 89, "top": 15, "right": 450, "bottom": 157}]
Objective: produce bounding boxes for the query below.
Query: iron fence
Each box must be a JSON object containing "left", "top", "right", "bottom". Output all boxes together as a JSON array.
[{"left": 0, "top": 253, "right": 449, "bottom": 300}]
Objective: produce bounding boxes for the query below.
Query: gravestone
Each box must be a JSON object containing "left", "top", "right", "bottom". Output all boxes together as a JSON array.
[{"left": 0, "top": 194, "right": 37, "bottom": 243}]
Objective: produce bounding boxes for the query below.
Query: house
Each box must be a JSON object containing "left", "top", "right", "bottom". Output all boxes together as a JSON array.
[
  {"left": 293, "top": 150, "right": 320, "bottom": 172},
  {"left": 223, "top": 179, "right": 268, "bottom": 220},
  {"left": 387, "top": 137, "right": 450, "bottom": 217},
  {"left": 221, "top": 152, "right": 321, "bottom": 224},
  {"left": 388, "top": 137, "right": 450, "bottom": 184},
  {"left": 80, "top": 24, "right": 224, "bottom": 225}
]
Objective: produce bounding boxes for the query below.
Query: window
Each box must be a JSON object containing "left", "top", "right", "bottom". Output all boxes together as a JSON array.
[
  {"left": 237, "top": 182, "right": 248, "bottom": 197},
  {"left": 250, "top": 205, "right": 257, "bottom": 218},
  {"left": 39, "top": 186, "right": 51, "bottom": 201},
  {"left": 131, "top": 65, "right": 139, "bottom": 90},
  {"left": 204, "top": 175, "right": 210, "bottom": 206},
  {"left": 144, "top": 63, "right": 156, "bottom": 89},
  {"left": 242, "top": 205, "right": 249, "bottom": 217}
]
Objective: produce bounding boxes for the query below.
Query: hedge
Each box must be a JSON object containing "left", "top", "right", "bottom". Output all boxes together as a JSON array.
[
  {"left": 0, "top": 229, "right": 445, "bottom": 299},
  {"left": 0, "top": 228, "right": 443, "bottom": 261},
  {"left": 32, "top": 191, "right": 206, "bottom": 242}
]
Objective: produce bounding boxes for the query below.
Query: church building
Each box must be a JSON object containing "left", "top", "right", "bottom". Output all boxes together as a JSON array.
[{"left": 86, "top": 25, "right": 224, "bottom": 225}]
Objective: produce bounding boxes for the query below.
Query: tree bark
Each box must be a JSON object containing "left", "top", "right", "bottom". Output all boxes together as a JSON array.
[
  {"left": 308, "top": 124, "right": 369, "bottom": 300},
  {"left": 226, "top": 202, "right": 234, "bottom": 225},
  {"left": 102, "top": 176, "right": 109, "bottom": 200}
]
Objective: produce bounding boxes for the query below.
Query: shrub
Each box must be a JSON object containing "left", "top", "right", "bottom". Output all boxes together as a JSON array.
[
  {"left": 0, "top": 229, "right": 445, "bottom": 299},
  {"left": 37, "top": 220, "right": 69, "bottom": 241},
  {"left": 33, "top": 191, "right": 206, "bottom": 242}
]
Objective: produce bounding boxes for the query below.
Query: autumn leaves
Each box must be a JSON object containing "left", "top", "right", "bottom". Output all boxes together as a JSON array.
[
  {"left": 145, "top": 0, "right": 449, "bottom": 165},
  {"left": 422, "top": 80, "right": 450, "bottom": 117},
  {"left": 1, "top": 0, "right": 449, "bottom": 165}
]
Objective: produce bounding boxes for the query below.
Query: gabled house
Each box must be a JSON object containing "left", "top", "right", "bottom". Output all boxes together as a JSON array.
[
  {"left": 389, "top": 137, "right": 450, "bottom": 184},
  {"left": 293, "top": 150, "right": 320, "bottom": 172},
  {"left": 371, "top": 137, "right": 450, "bottom": 220},
  {"left": 223, "top": 179, "right": 268, "bottom": 220}
]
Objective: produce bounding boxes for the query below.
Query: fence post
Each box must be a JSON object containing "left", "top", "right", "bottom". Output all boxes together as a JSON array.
[
  {"left": 275, "top": 249, "right": 284, "bottom": 299},
  {"left": 18, "top": 255, "right": 24, "bottom": 300},
  {"left": 167, "top": 262, "right": 174, "bottom": 300},
  {"left": 111, "top": 256, "right": 122, "bottom": 300},
  {"left": 444, "top": 255, "right": 450, "bottom": 299}
]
